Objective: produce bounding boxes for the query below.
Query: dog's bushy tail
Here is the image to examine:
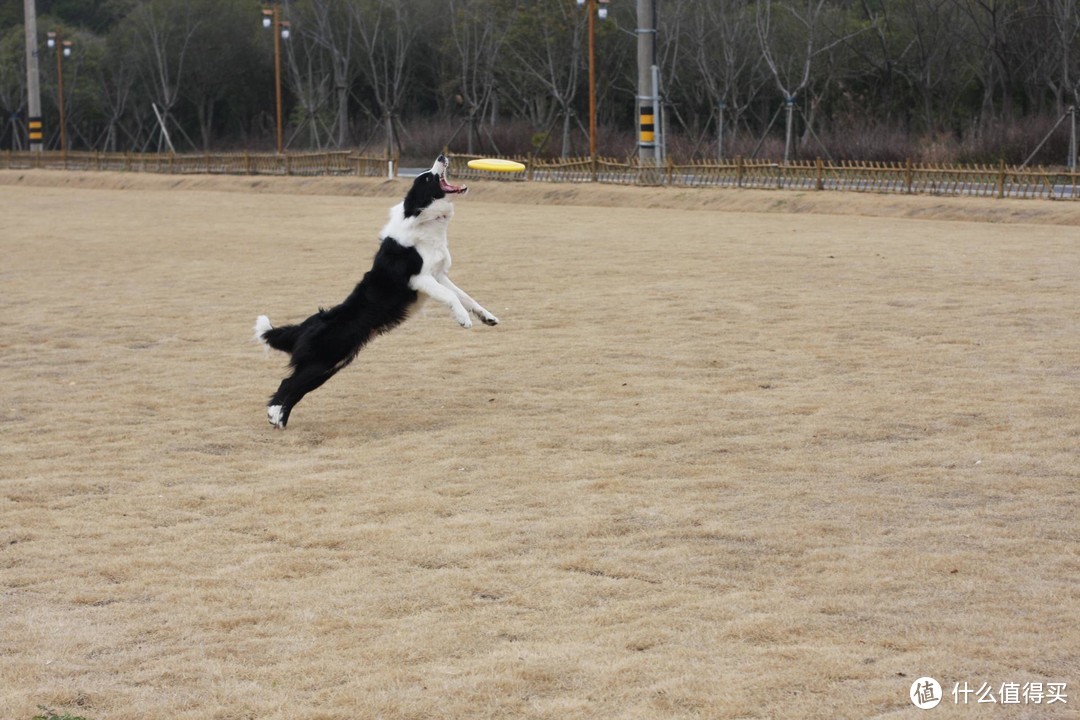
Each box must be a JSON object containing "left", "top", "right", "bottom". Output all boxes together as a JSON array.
[{"left": 254, "top": 315, "right": 302, "bottom": 354}]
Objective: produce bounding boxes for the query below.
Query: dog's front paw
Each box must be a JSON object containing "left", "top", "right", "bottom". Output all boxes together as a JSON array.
[
  {"left": 455, "top": 309, "right": 473, "bottom": 328},
  {"left": 476, "top": 309, "right": 499, "bottom": 326}
]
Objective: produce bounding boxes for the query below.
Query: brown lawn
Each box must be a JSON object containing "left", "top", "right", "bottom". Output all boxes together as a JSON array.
[{"left": 1, "top": 170, "right": 1078, "bottom": 719}]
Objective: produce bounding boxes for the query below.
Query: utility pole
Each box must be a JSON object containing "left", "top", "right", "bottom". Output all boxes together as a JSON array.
[
  {"left": 587, "top": 0, "right": 597, "bottom": 163},
  {"left": 578, "top": 0, "right": 608, "bottom": 174},
  {"left": 636, "top": 0, "right": 657, "bottom": 179},
  {"left": 261, "top": 3, "right": 290, "bottom": 154},
  {"left": 273, "top": 3, "right": 284, "bottom": 154},
  {"left": 24, "top": 0, "right": 43, "bottom": 151},
  {"left": 47, "top": 30, "right": 71, "bottom": 153}
]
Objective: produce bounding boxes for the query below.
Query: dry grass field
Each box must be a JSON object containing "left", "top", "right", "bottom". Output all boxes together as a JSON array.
[{"left": 1, "top": 170, "right": 1077, "bottom": 720}]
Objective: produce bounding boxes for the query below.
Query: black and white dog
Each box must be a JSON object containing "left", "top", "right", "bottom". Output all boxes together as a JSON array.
[{"left": 254, "top": 155, "right": 498, "bottom": 429}]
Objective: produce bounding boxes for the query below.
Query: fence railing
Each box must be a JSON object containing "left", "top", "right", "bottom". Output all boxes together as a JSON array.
[
  {"left": 450, "top": 153, "right": 1080, "bottom": 200},
  {"left": 0, "top": 150, "right": 394, "bottom": 178},
  {"left": 3, "top": 150, "right": 1079, "bottom": 201}
]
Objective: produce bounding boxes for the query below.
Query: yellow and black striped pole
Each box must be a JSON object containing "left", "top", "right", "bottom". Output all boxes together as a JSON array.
[
  {"left": 638, "top": 106, "right": 655, "bottom": 147},
  {"left": 28, "top": 116, "right": 43, "bottom": 145}
]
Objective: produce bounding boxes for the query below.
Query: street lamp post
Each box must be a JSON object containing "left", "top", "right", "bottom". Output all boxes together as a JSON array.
[
  {"left": 46, "top": 29, "right": 72, "bottom": 153},
  {"left": 262, "top": 4, "right": 290, "bottom": 154},
  {"left": 577, "top": 0, "right": 609, "bottom": 167}
]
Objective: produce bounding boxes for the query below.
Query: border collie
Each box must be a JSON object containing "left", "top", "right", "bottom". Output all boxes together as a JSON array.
[{"left": 254, "top": 155, "right": 499, "bottom": 429}]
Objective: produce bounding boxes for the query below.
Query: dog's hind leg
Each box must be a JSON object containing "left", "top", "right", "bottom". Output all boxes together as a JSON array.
[{"left": 267, "top": 362, "right": 339, "bottom": 429}]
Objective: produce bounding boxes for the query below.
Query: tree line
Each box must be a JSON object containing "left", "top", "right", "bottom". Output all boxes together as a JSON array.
[{"left": 1, "top": 0, "right": 1078, "bottom": 164}]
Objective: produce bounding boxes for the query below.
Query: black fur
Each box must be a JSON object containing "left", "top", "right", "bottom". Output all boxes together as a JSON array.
[
  {"left": 260, "top": 238, "right": 423, "bottom": 429},
  {"left": 404, "top": 167, "right": 451, "bottom": 218},
  {"left": 256, "top": 155, "right": 484, "bottom": 429}
]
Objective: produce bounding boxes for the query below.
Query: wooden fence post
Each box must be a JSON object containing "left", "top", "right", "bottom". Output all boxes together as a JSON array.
[
  {"left": 905, "top": 158, "right": 913, "bottom": 194},
  {"left": 815, "top": 157, "right": 824, "bottom": 191},
  {"left": 997, "top": 158, "right": 1006, "bottom": 199},
  {"left": 736, "top": 155, "right": 744, "bottom": 188}
]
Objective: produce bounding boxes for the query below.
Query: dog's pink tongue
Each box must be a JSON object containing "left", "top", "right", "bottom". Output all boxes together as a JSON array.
[{"left": 440, "top": 178, "right": 466, "bottom": 194}]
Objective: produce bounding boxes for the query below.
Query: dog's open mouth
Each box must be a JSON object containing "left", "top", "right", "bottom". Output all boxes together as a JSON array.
[
  {"left": 439, "top": 177, "right": 467, "bottom": 194},
  {"left": 432, "top": 154, "right": 467, "bottom": 194}
]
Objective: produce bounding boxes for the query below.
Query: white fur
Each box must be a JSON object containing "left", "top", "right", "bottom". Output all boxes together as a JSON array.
[
  {"left": 380, "top": 198, "right": 499, "bottom": 329},
  {"left": 253, "top": 155, "right": 498, "bottom": 431},
  {"left": 253, "top": 315, "right": 273, "bottom": 346}
]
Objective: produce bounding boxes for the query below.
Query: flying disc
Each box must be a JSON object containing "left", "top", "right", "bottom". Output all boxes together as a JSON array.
[{"left": 467, "top": 158, "right": 526, "bottom": 172}]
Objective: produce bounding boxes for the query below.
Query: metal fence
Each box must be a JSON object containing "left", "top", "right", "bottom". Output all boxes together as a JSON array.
[{"left": 4, "top": 150, "right": 1079, "bottom": 200}]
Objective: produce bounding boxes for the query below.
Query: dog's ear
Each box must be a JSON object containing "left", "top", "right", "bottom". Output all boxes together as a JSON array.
[
  {"left": 403, "top": 172, "right": 442, "bottom": 218},
  {"left": 403, "top": 192, "right": 419, "bottom": 218},
  {"left": 403, "top": 180, "right": 426, "bottom": 218}
]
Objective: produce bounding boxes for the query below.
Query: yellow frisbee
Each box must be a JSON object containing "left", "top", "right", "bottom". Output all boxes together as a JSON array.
[{"left": 467, "top": 158, "right": 526, "bottom": 172}]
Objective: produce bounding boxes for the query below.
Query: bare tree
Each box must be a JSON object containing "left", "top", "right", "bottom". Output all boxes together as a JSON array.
[
  {"left": 283, "top": 22, "right": 334, "bottom": 149},
  {"left": 179, "top": 0, "right": 262, "bottom": 151},
  {"left": 350, "top": 0, "right": 424, "bottom": 157},
  {"left": 655, "top": 0, "right": 698, "bottom": 155},
  {"left": 1044, "top": 0, "right": 1080, "bottom": 113},
  {"left": 129, "top": 0, "right": 201, "bottom": 151},
  {"left": 0, "top": 26, "right": 26, "bottom": 149},
  {"left": 445, "top": 0, "right": 516, "bottom": 154},
  {"left": 846, "top": 0, "right": 914, "bottom": 123},
  {"left": 298, "top": 0, "right": 357, "bottom": 148},
  {"left": 954, "top": 0, "right": 1026, "bottom": 124},
  {"left": 685, "top": 1, "right": 768, "bottom": 158},
  {"left": 92, "top": 27, "right": 139, "bottom": 152},
  {"left": 502, "top": 0, "right": 586, "bottom": 157},
  {"left": 755, "top": 0, "right": 869, "bottom": 160},
  {"left": 894, "top": 0, "right": 967, "bottom": 132}
]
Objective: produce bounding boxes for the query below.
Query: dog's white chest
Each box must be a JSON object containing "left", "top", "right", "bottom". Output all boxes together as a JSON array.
[{"left": 416, "top": 240, "right": 451, "bottom": 277}]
